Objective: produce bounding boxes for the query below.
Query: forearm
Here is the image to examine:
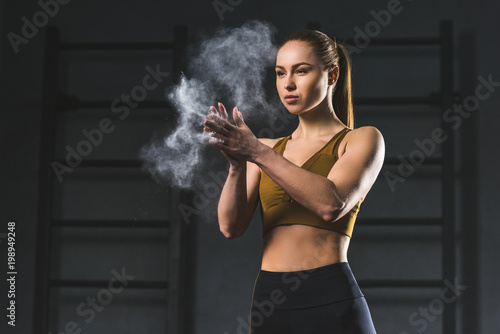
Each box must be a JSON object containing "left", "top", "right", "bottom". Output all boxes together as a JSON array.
[
  {"left": 253, "top": 144, "right": 345, "bottom": 222},
  {"left": 217, "top": 164, "right": 250, "bottom": 238}
]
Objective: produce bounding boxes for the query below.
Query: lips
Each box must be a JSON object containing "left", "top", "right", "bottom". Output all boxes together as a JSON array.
[{"left": 284, "top": 95, "right": 299, "bottom": 103}]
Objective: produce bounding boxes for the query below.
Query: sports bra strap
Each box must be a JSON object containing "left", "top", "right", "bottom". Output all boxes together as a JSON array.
[{"left": 331, "top": 128, "right": 351, "bottom": 159}]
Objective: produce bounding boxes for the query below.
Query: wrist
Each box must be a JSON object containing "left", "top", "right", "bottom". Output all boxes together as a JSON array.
[
  {"left": 252, "top": 141, "right": 271, "bottom": 167},
  {"left": 228, "top": 161, "right": 246, "bottom": 174}
]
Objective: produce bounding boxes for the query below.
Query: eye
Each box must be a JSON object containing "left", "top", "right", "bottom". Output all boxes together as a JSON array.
[
  {"left": 296, "top": 69, "right": 307, "bottom": 74},
  {"left": 276, "top": 71, "right": 285, "bottom": 76}
]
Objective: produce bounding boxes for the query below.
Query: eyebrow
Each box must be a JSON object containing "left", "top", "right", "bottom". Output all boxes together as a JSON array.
[{"left": 275, "top": 62, "right": 313, "bottom": 69}]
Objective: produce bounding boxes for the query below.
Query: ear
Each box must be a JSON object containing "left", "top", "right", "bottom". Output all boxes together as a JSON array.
[{"left": 328, "top": 65, "right": 339, "bottom": 85}]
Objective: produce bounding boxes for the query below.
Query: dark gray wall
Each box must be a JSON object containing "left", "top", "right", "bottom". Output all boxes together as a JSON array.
[{"left": 1, "top": 0, "right": 499, "bottom": 333}]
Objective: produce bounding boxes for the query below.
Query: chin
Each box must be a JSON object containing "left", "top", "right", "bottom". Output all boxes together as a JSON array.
[
  {"left": 284, "top": 106, "right": 301, "bottom": 114},
  {"left": 285, "top": 103, "right": 311, "bottom": 115}
]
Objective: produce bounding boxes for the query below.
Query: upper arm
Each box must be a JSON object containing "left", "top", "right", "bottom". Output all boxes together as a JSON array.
[{"left": 326, "top": 126, "right": 385, "bottom": 217}]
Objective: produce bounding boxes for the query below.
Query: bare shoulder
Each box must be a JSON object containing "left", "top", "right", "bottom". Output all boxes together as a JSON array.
[
  {"left": 340, "top": 126, "right": 385, "bottom": 158},
  {"left": 347, "top": 126, "right": 384, "bottom": 142}
]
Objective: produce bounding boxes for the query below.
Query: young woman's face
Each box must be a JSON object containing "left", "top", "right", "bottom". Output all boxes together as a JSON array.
[{"left": 275, "top": 40, "right": 333, "bottom": 114}]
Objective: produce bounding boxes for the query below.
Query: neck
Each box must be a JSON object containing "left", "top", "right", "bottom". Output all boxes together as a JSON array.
[{"left": 293, "top": 95, "right": 345, "bottom": 139}]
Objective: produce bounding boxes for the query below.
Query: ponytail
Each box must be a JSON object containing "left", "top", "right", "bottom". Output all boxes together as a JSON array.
[{"left": 332, "top": 43, "right": 354, "bottom": 129}]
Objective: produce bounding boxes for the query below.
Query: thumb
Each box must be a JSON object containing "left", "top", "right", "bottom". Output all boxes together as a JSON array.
[{"left": 233, "top": 107, "right": 245, "bottom": 126}]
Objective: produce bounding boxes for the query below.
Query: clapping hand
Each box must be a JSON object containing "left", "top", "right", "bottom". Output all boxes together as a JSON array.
[{"left": 203, "top": 102, "right": 261, "bottom": 168}]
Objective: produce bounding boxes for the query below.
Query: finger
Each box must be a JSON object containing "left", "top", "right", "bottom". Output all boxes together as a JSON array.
[
  {"left": 233, "top": 107, "right": 244, "bottom": 127},
  {"left": 206, "top": 113, "right": 236, "bottom": 132},
  {"left": 208, "top": 133, "right": 228, "bottom": 147},
  {"left": 218, "top": 102, "right": 230, "bottom": 121},
  {"left": 204, "top": 119, "right": 231, "bottom": 137},
  {"left": 208, "top": 130, "right": 227, "bottom": 143},
  {"left": 203, "top": 126, "right": 216, "bottom": 134},
  {"left": 203, "top": 125, "right": 229, "bottom": 139},
  {"left": 210, "top": 105, "right": 218, "bottom": 115}
]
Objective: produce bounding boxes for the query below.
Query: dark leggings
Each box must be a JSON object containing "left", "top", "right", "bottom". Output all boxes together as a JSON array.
[{"left": 249, "top": 262, "right": 377, "bottom": 334}]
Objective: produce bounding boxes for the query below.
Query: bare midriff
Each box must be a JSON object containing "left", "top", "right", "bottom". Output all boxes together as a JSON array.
[{"left": 260, "top": 223, "right": 350, "bottom": 272}]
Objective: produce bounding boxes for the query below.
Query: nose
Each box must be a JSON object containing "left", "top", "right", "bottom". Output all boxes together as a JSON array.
[{"left": 284, "top": 75, "right": 296, "bottom": 91}]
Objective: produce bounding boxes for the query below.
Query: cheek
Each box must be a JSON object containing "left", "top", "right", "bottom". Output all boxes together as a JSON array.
[
  {"left": 305, "top": 78, "right": 327, "bottom": 101},
  {"left": 315, "top": 73, "right": 330, "bottom": 92},
  {"left": 276, "top": 78, "right": 285, "bottom": 94}
]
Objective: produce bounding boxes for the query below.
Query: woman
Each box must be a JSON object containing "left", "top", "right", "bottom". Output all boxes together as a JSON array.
[{"left": 203, "top": 30, "right": 384, "bottom": 333}]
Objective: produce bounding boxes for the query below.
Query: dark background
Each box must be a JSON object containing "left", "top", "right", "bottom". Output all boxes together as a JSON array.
[{"left": 1, "top": 0, "right": 499, "bottom": 333}]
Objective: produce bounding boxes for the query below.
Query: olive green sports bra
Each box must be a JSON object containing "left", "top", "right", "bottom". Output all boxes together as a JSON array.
[{"left": 259, "top": 127, "right": 363, "bottom": 237}]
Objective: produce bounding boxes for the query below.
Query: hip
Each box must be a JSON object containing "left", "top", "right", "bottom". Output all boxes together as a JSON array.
[{"left": 251, "top": 261, "right": 364, "bottom": 310}]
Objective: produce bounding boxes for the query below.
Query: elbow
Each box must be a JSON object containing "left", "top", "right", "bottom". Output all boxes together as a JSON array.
[
  {"left": 220, "top": 226, "right": 243, "bottom": 240},
  {"left": 221, "top": 230, "right": 239, "bottom": 240},
  {"left": 321, "top": 201, "right": 345, "bottom": 223}
]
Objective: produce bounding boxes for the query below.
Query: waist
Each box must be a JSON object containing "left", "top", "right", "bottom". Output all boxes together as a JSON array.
[
  {"left": 261, "top": 224, "right": 349, "bottom": 271},
  {"left": 253, "top": 261, "right": 364, "bottom": 309}
]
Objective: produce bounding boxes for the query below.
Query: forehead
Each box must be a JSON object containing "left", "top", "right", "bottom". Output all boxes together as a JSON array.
[{"left": 276, "top": 40, "right": 318, "bottom": 66}]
